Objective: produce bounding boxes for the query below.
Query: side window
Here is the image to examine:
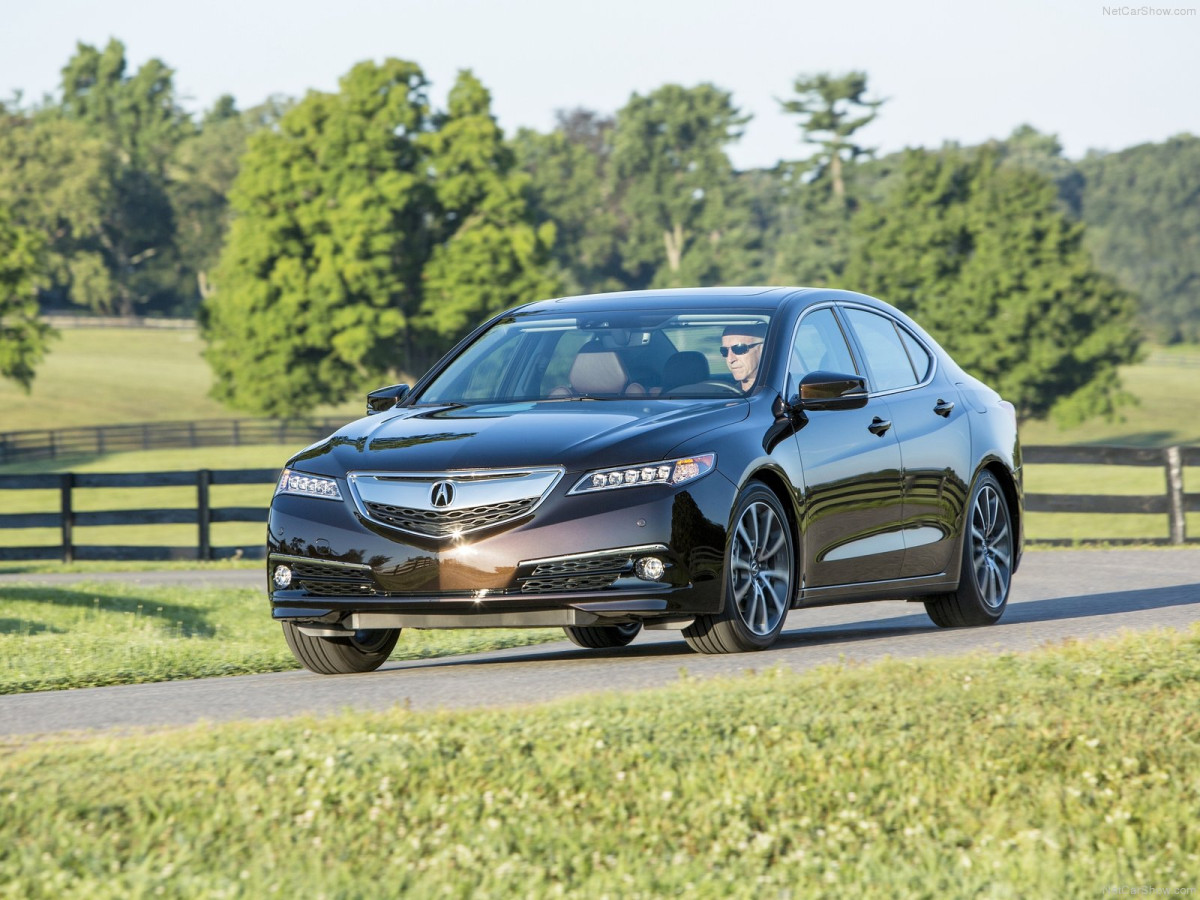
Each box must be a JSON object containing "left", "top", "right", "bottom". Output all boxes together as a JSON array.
[
  {"left": 789, "top": 308, "right": 858, "bottom": 380},
  {"left": 842, "top": 308, "right": 918, "bottom": 391},
  {"left": 899, "top": 328, "right": 933, "bottom": 382}
]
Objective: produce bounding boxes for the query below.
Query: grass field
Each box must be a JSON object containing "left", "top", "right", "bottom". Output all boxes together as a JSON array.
[
  {"left": 1, "top": 626, "right": 1197, "bottom": 896},
  {"left": 0, "top": 579, "right": 560, "bottom": 694},
  {"left": 0, "top": 326, "right": 359, "bottom": 432}
]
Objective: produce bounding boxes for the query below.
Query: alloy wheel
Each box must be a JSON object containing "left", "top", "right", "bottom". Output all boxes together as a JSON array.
[
  {"left": 970, "top": 484, "right": 1012, "bottom": 610},
  {"left": 729, "top": 500, "right": 791, "bottom": 636}
]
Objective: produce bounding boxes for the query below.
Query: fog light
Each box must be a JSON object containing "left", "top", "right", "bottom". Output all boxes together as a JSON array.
[
  {"left": 635, "top": 556, "right": 665, "bottom": 581},
  {"left": 273, "top": 565, "right": 293, "bottom": 589}
]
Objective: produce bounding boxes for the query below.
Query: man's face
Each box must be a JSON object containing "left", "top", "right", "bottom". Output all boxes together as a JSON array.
[{"left": 721, "top": 333, "right": 764, "bottom": 390}]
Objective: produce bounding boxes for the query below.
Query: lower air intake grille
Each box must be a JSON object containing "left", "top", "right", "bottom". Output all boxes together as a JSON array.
[
  {"left": 365, "top": 498, "right": 538, "bottom": 537},
  {"left": 520, "top": 573, "right": 622, "bottom": 594}
]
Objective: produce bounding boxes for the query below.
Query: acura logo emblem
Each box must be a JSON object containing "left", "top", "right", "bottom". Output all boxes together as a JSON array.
[{"left": 430, "top": 481, "right": 455, "bottom": 508}]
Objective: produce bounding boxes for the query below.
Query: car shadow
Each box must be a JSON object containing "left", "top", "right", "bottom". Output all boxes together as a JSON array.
[
  {"left": 386, "top": 581, "right": 1200, "bottom": 671},
  {"left": 0, "top": 584, "right": 219, "bottom": 637},
  {"left": 0, "top": 617, "right": 66, "bottom": 635}
]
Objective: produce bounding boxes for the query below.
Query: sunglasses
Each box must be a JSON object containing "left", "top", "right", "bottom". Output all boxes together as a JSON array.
[{"left": 720, "top": 341, "right": 763, "bottom": 358}]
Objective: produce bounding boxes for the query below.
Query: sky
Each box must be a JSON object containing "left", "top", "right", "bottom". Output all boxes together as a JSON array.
[{"left": 2, "top": 0, "right": 1196, "bottom": 170}]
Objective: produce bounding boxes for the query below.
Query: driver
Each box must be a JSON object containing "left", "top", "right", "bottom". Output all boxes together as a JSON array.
[{"left": 720, "top": 324, "right": 766, "bottom": 392}]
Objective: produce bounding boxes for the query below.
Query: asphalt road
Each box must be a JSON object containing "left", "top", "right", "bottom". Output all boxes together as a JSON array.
[{"left": 2, "top": 549, "right": 1198, "bottom": 738}]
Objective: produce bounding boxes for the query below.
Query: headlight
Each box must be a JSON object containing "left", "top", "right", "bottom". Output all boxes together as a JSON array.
[
  {"left": 275, "top": 468, "right": 343, "bottom": 501},
  {"left": 569, "top": 453, "right": 716, "bottom": 495}
]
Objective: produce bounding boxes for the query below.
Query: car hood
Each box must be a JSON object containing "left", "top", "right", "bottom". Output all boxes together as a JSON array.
[{"left": 287, "top": 399, "right": 750, "bottom": 475}]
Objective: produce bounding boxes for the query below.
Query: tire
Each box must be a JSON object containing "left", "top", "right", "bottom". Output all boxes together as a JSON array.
[
  {"left": 282, "top": 622, "right": 400, "bottom": 674},
  {"left": 925, "top": 471, "right": 1013, "bottom": 628},
  {"left": 684, "top": 482, "right": 795, "bottom": 654},
  {"left": 563, "top": 621, "right": 642, "bottom": 649}
]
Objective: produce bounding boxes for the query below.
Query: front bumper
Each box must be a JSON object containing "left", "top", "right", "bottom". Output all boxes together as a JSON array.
[{"left": 266, "top": 471, "right": 735, "bottom": 627}]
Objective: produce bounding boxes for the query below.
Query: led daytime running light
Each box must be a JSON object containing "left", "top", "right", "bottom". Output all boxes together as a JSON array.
[
  {"left": 275, "top": 468, "right": 343, "bottom": 501},
  {"left": 571, "top": 454, "right": 716, "bottom": 494}
]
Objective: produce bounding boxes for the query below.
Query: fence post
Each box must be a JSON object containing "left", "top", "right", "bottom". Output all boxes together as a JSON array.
[
  {"left": 60, "top": 473, "right": 74, "bottom": 563},
  {"left": 197, "top": 468, "right": 212, "bottom": 561},
  {"left": 97, "top": 425, "right": 106, "bottom": 455},
  {"left": 232, "top": 419, "right": 240, "bottom": 447},
  {"left": 1165, "top": 446, "right": 1186, "bottom": 545}
]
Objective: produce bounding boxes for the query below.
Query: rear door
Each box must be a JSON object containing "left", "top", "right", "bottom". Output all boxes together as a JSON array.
[{"left": 839, "top": 306, "right": 973, "bottom": 578}]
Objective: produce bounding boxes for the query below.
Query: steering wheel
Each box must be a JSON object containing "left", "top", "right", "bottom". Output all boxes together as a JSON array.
[{"left": 697, "top": 379, "right": 744, "bottom": 395}]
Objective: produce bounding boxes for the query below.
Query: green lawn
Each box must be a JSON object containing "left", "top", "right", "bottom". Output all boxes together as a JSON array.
[
  {"left": 1019, "top": 351, "right": 1200, "bottom": 447},
  {"left": 0, "top": 326, "right": 360, "bottom": 432},
  {"left": 0, "top": 579, "right": 560, "bottom": 694},
  {"left": 2, "top": 626, "right": 1197, "bottom": 896}
]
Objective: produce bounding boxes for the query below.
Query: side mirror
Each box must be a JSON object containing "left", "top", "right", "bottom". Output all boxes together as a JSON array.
[
  {"left": 797, "top": 371, "right": 868, "bottom": 411},
  {"left": 366, "top": 383, "right": 410, "bottom": 415}
]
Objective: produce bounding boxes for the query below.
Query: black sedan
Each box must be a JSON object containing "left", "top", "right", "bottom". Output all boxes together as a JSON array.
[{"left": 268, "top": 287, "right": 1022, "bottom": 673}]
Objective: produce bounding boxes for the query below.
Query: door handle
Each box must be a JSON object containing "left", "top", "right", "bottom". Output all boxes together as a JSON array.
[
  {"left": 868, "top": 417, "right": 892, "bottom": 436},
  {"left": 933, "top": 399, "right": 955, "bottom": 417}
]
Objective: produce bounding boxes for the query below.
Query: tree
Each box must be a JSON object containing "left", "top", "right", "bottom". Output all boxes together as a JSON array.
[
  {"left": 513, "top": 109, "right": 628, "bottom": 295},
  {"left": 0, "top": 205, "right": 55, "bottom": 389},
  {"left": 417, "top": 71, "right": 559, "bottom": 357},
  {"left": 1075, "top": 134, "right": 1200, "bottom": 343},
  {"left": 610, "top": 84, "right": 755, "bottom": 288},
  {"left": 54, "top": 38, "right": 188, "bottom": 315},
  {"left": 204, "top": 59, "right": 433, "bottom": 415},
  {"left": 779, "top": 71, "right": 883, "bottom": 202},
  {"left": 0, "top": 112, "right": 116, "bottom": 310},
  {"left": 844, "top": 145, "right": 1141, "bottom": 425},
  {"left": 203, "top": 62, "right": 559, "bottom": 415},
  {"left": 167, "top": 95, "right": 284, "bottom": 314}
]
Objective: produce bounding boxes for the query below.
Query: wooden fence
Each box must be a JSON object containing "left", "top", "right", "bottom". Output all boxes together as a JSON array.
[
  {"left": 0, "top": 418, "right": 348, "bottom": 465},
  {"left": 0, "top": 468, "right": 278, "bottom": 562},
  {"left": 1022, "top": 445, "right": 1198, "bottom": 546},
  {"left": 0, "top": 446, "right": 1196, "bottom": 563}
]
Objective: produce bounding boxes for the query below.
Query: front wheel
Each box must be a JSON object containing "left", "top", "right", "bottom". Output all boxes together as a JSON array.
[
  {"left": 684, "top": 482, "right": 795, "bottom": 654},
  {"left": 282, "top": 622, "right": 400, "bottom": 674},
  {"left": 563, "top": 621, "right": 642, "bottom": 649},
  {"left": 925, "top": 471, "right": 1013, "bottom": 628}
]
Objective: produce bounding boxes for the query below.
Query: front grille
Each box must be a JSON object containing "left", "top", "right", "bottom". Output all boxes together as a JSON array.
[
  {"left": 297, "top": 578, "right": 378, "bottom": 597},
  {"left": 274, "top": 555, "right": 379, "bottom": 597},
  {"left": 291, "top": 559, "right": 363, "bottom": 579},
  {"left": 530, "top": 553, "right": 634, "bottom": 577},
  {"left": 520, "top": 573, "right": 622, "bottom": 594},
  {"left": 365, "top": 497, "right": 538, "bottom": 537}
]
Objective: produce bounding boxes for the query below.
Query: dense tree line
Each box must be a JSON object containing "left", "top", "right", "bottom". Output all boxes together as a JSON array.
[{"left": 1, "top": 39, "right": 1194, "bottom": 424}]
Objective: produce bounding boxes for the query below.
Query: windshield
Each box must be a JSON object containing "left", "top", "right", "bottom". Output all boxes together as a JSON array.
[{"left": 417, "top": 310, "right": 775, "bottom": 404}]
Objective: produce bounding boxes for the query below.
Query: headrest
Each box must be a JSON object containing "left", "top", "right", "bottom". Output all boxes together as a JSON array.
[
  {"left": 570, "top": 343, "right": 629, "bottom": 395},
  {"left": 661, "top": 351, "right": 709, "bottom": 391}
]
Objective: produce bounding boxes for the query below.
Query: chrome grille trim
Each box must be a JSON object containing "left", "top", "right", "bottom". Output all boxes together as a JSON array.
[{"left": 347, "top": 467, "right": 564, "bottom": 540}]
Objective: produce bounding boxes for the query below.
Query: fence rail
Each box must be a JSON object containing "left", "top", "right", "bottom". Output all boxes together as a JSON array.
[
  {"left": 0, "top": 467, "right": 279, "bottom": 562},
  {"left": 0, "top": 418, "right": 350, "bottom": 465},
  {"left": 0, "top": 446, "right": 1196, "bottom": 563}
]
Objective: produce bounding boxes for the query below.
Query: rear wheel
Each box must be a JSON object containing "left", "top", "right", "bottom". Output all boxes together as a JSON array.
[
  {"left": 925, "top": 471, "right": 1013, "bottom": 627},
  {"left": 282, "top": 622, "right": 400, "bottom": 674},
  {"left": 563, "top": 621, "right": 642, "bottom": 649},
  {"left": 684, "top": 483, "right": 794, "bottom": 654}
]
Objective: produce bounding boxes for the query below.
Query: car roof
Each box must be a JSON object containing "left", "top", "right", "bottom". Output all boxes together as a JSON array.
[
  {"left": 514, "top": 286, "right": 897, "bottom": 317},
  {"left": 517, "top": 286, "right": 807, "bottom": 314}
]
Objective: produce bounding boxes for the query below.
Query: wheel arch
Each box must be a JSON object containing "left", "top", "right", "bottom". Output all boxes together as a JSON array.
[
  {"left": 742, "top": 466, "right": 803, "bottom": 605},
  {"left": 981, "top": 459, "right": 1022, "bottom": 573}
]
